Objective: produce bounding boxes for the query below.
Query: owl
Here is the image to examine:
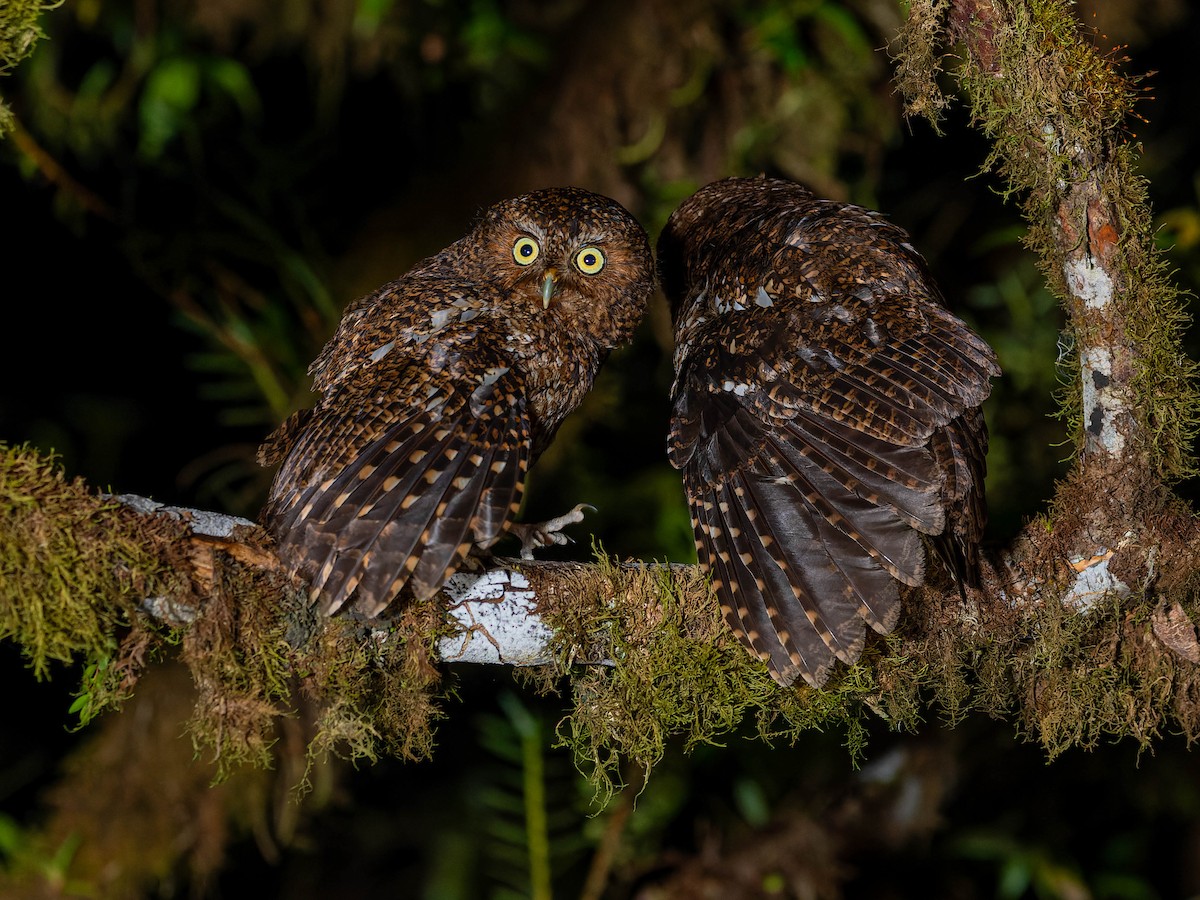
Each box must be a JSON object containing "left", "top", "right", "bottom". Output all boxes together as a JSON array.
[
  {"left": 258, "top": 187, "right": 654, "bottom": 618},
  {"left": 659, "top": 176, "right": 999, "bottom": 688}
]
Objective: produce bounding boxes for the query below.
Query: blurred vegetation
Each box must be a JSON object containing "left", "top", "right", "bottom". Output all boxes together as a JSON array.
[{"left": 2, "top": 0, "right": 1200, "bottom": 897}]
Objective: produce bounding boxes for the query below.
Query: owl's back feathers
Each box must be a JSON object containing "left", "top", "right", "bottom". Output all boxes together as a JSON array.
[{"left": 662, "top": 176, "right": 999, "bottom": 687}]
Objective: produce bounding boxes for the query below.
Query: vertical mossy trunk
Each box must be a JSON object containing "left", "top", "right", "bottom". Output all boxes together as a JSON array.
[{"left": 898, "top": 0, "right": 1199, "bottom": 489}]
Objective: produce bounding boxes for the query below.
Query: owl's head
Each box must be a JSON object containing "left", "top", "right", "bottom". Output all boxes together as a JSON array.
[{"left": 472, "top": 187, "right": 655, "bottom": 348}]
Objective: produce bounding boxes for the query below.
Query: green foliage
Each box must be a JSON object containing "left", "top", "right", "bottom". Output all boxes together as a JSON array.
[
  {"left": 473, "top": 692, "right": 590, "bottom": 900},
  {"left": 965, "top": 241, "right": 1068, "bottom": 536},
  {"left": 0, "top": 444, "right": 445, "bottom": 782},
  {"left": 183, "top": 593, "right": 298, "bottom": 777},
  {"left": 1156, "top": 177, "right": 1200, "bottom": 358},
  {"left": 952, "top": 832, "right": 1092, "bottom": 900},
  {"left": 728, "top": 0, "right": 898, "bottom": 199},
  {"left": 138, "top": 55, "right": 259, "bottom": 159},
  {"left": 68, "top": 644, "right": 123, "bottom": 728},
  {"left": 890, "top": 0, "right": 952, "bottom": 129},
  {"left": 950, "top": 826, "right": 1164, "bottom": 900},
  {"left": 0, "top": 812, "right": 91, "bottom": 898}
]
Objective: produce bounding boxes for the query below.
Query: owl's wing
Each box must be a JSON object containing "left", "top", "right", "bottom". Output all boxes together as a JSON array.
[
  {"left": 261, "top": 342, "right": 529, "bottom": 617},
  {"left": 928, "top": 403, "right": 991, "bottom": 586},
  {"left": 670, "top": 274, "right": 998, "bottom": 687}
]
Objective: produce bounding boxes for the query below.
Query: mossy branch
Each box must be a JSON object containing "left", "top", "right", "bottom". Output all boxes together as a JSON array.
[
  {"left": 4, "top": 0, "right": 1200, "bottom": 812},
  {"left": 888, "top": 6, "right": 1200, "bottom": 765},
  {"left": 6, "top": 442, "right": 1200, "bottom": 801}
]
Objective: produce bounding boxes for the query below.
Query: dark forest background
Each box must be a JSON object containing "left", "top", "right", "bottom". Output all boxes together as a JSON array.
[{"left": 3, "top": 0, "right": 1200, "bottom": 897}]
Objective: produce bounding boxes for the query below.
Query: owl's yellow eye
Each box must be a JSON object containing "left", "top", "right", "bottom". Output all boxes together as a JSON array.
[
  {"left": 574, "top": 246, "right": 605, "bottom": 275},
  {"left": 513, "top": 237, "right": 540, "bottom": 266}
]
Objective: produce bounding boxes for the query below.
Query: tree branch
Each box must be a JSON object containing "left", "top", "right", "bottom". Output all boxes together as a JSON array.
[{"left": 3, "top": 0, "right": 1200, "bottom": 797}]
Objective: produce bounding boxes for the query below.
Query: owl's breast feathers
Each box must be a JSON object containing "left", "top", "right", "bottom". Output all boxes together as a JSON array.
[{"left": 663, "top": 177, "right": 999, "bottom": 687}]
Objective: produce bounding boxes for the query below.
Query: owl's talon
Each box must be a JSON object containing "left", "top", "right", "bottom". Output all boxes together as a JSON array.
[{"left": 512, "top": 503, "right": 595, "bottom": 559}]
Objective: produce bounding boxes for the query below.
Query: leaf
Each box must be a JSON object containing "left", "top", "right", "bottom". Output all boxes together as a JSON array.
[
  {"left": 138, "top": 56, "right": 201, "bottom": 158},
  {"left": 206, "top": 58, "right": 261, "bottom": 118}
]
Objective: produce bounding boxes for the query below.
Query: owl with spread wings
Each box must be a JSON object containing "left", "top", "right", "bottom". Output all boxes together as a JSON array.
[{"left": 659, "top": 176, "right": 999, "bottom": 687}]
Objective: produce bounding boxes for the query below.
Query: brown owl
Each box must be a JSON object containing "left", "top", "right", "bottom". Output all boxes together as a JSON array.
[
  {"left": 659, "top": 176, "right": 999, "bottom": 687},
  {"left": 258, "top": 187, "right": 654, "bottom": 618}
]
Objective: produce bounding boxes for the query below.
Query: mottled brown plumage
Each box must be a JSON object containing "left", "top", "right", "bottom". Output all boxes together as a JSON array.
[
  {"left": 259, "top": 187, "right": 653, "bottom": 617},
  {"left": 659, "top": 176, "right": 999, "bottom": 687}
]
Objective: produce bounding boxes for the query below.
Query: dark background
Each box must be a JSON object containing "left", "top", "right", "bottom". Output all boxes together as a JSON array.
[{"left": 3, "top": 0, "right": 1200, "bottom": 896}]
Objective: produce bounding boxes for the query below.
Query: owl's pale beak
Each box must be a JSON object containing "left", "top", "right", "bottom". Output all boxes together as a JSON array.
[{"left": 541, "top": 269, "right": 558, "bottom": 309}]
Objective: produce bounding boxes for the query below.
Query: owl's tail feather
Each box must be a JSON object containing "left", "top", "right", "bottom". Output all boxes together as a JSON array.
[
  {"left": 755, "top": 444, "right": 909, "bottom": 634},
  {"left": 474, "top": 425, "right": 528, "bottom": 550},
  {"left": 407, "top": 423, "right": 527, "bottom": 602},
  {"left": 783, "top": 410, "right": 939, "bottom": 528},
  {"left": 350, "top": 415, "right": 527, "bottom": 615},
  {"left": 727, "top": 472, "right": 859, "bottom": 681},
  {"left": 690, "top": 401, "right": 947, "bottom": 686},
  {"left": 697, "top": 412, "right": 833, "bottom": 681},
  {"left": 693, "top": 479, "right": 832, "bottom": 687},
  {"left": 266, "top": 404, "right": 442, "bottom": 553},
  {"left": 779, "top": 416, "right": 943, "bottom": 551}
]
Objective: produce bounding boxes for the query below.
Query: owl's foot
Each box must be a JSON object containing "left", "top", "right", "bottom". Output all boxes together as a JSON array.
[{"left": 511, "top": 503, "right": 596, "bottom": 559}]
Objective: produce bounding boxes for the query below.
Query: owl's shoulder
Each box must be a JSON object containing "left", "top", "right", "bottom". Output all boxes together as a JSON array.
[{"left": 307, "top": 267, "right": 505, "bottom": 393}]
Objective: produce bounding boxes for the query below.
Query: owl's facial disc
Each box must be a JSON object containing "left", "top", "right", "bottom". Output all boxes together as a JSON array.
[{"left": 541, "top": 268, "right": 558, "bottom": 309}]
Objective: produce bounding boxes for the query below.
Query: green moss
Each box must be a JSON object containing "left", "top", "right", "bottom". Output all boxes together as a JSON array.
[
  {"left": 183, "top": 577, "right": 297, "bottom": 776},
  {"left": 0, "top": 0, "right": 52, "bottom": 135},
  {"left": 0, "top": 0, "right": 45, "bottom": 72},
  {"left": 1015, "top": 596, "right": 1178, "bottom": 757},
  {"left": 897, "top": 0, "right": 1200, "bottom": 482},
  {"left": 533, "top": 539, "right": 1200, "bottom": 794},
  {"left": 538, "top": 551, "right": 932, "bottom": 799},
  {"left": 294, "top": 598, "right": 450, "bottom": 784},
  {"left": 0, "top": 442, "right": 448, "bottom": 780},
  {"left": 884, "top": 0, "right": 1200, "bottom": 768},
  {"left": 182, "top": 567, "right": 450, "bottom": 781},
  {"left": 891, "top": 0, "right": 952, "bottom": 131},
  {"left": 0, "top": 443, "right": 173, "bottom": 680}
]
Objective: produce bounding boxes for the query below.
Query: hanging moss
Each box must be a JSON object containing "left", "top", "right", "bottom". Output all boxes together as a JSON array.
[
  {"left": 181, "top": 569, "right": 298, "bottom": 776},
  {"left": 0, "top": 443, "right": 176, "bottom": 681},
  {"left": 0, "top": 442, "right": 449, "bottom": 782},
  {"left": 530, "top": 550, "right": 930, "bottom": 799},
  {"left": 175, "top": 527, "right": 451, "bottom": 780},
  {"left": 521, "top": 517, "right": 1200, "bottom": 798},
  {"left": 296, "top": 600, "right": 451, "bottom": 778},
  {"left": 0, "top": 0, "right": 50, "bottom": 135},
  {"left": 890, "top": 0, "right": 952, "bottom": 131}
]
